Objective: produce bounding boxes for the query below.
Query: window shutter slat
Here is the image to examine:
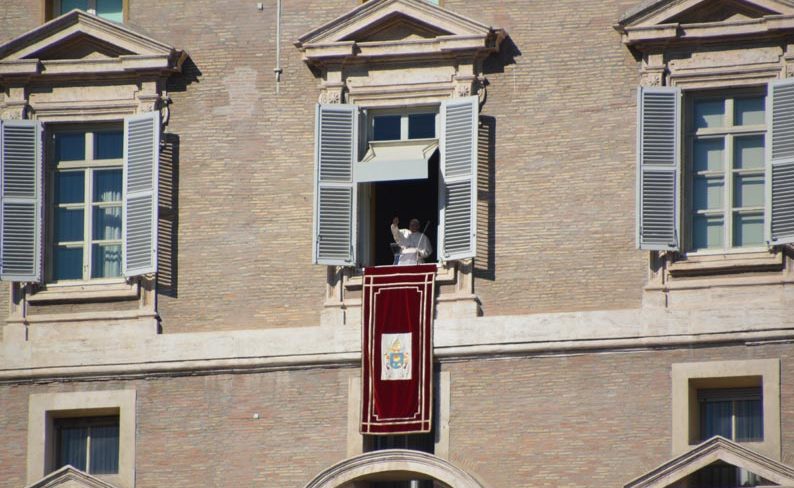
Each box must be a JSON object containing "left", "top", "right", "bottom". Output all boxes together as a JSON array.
[
  {"left": 768, "top": 78, "right": 794, "bottom": 245},
  {"left": 313, "top": 104, "right": 358, "bottom": 265},
  {"left": 0, "top": 120, "right": 43, "bottom": 282},
  {"left": 123, "top": 111, "right": 159, "bottom": 277},
  {"left": 637, "top": 87, "right": 680, "bottom": 251},
  {"left": 439, "top": 96, "right": 478, "bottom": 261}
]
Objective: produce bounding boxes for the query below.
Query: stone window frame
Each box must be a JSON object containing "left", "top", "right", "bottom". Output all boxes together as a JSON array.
[
  {"left": 671, "top": 359, "right": 780, "bottom": 460},
  {"left": 27, "top": 389, "right": 136, "bottom": 488}
]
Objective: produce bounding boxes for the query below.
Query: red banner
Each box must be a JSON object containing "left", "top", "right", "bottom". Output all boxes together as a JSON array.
[{"left": 361, "top": 264, "right": 435, "bottom": 434}]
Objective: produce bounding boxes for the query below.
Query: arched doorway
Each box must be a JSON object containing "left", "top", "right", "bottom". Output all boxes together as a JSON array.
[{"left": 304, "top": 450, "right": 485, "bottom": 488}]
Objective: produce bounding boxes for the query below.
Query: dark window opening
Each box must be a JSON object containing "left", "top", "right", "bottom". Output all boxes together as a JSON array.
[{"left": 372, "top": 151, "right": 439, "bottom": 266}]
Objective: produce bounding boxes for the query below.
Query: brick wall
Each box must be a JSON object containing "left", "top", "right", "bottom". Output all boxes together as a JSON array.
[
  {"left": 0, "top": 0, "right": 674, "bottom": 329},
  {"left": 0, "top": 344, "right": 792, "bottom": 487}
]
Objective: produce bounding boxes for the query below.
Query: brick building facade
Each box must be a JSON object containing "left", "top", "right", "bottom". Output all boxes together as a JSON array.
[{"left": 1, "top": 0, "right": 793, "bottom": 487}]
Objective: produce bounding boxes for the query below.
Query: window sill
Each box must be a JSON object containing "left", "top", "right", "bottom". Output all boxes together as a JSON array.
[
  {"left": 344, "top": 262, "right": 455, "bottom": 290},
  {"left": 27, "top": 280, "right": 138, "bottom": 303},
  {"left": 667, "top": 250, "right": 783, "bottom": 277}
]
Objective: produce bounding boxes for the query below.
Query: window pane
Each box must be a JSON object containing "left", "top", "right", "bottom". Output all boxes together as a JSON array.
[
  {"left": 693, "top": 138, "right": 724, "bottom": 172},
  {"left": 733, "top": 213, "right": 764, "bottom": 248},
  {"left": 695, "top": 99, "right": 725, "bottom": 129},
  {"left": 55, "top": 133, "right": 85, "bottom": 161},
  {"left": 93, "top": 206, "right": 122, "bottom": 240},
  {"left": 692, "top": 216, "right": 724, "bottom": 250},
  {"left": 95, "top": 0, "right": 123, "bottom": 22},
  {"left": 93, "top": 169, "right": 123, "bottom": 202},
  {"left": 734, "top": 175, "right": 764, "bottom": 208},
  {"left": 89, "top": 424, "right": 119, "bottom": 474},
  {"left": 734, "top": 135, "right": 765, "bottom": 170},
  {"left": 735, "top": 97, "right": 765, "bottom": 126},
  {"left": 95, "top": 131, "right": 123, "bottom": 159},
  {"left": 91, "top": 244, "right": 122, "bottom": 278},
  {"left": 408, "top": 113, "right": 435, "bottom": 139},
  {"left": 736, "top": 399, "right": 763, "bottom": 442},
  {"left": 57, "top": 426, "right": 87, "bottom": 470},
  {"left": 701, "top": 400, "right": 733, "bottom": 440},
  {"left": 693, "top": 177, "right": 723, "bottom": 211},
  {"left": 56, "top": 208, "right": 84, "bottom": 242},
  {"left": 55, "top": 247, "right": 83, "bottom": 280},
  {"left": 373, "top": 115, "right": 401, "bottom": 141},
  {"left": 60, "top": 0, "right": 88, "bottom": 15},
  {"left": 55, "top": 171, "right": 85, "bottom": 204}
]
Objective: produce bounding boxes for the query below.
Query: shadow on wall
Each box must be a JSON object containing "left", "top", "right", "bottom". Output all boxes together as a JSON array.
[
  {"left": 157, "top": 132, "right": 179, "bottom": 297},
  {"left": 475, "top": 115, "right": 496, "bottom": 282}
]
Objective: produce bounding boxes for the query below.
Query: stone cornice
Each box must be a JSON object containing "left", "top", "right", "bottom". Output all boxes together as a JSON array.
[
  {"left": 25, "top": 465, "right": 119, "bottom": 488},
  {"left": 2, "top": 305, "right": 794, "bottom": 383},
  {"left": 618, "top": 14, "right": 794, "bottom": 46},
  {"left": 0, "top": 10, "right": 185, "bottom": 84}
]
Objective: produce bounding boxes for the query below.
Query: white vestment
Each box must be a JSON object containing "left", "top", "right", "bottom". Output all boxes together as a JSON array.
[{"left": 391, "top": 224, "right": 433, "bottom": 265}]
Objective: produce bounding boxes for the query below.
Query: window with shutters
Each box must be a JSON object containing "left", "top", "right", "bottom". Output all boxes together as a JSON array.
[
  {"left": 0, "top": 112, "right": 159, "bottom": 290},
  {"left": 685, "top": 90, "right": 767, "bottom": 253},
  {"left": 47, "top": 126, "right": 124, "bottom": 283},
  {"left": 313, "top": 97, "right": 478, "bottom": 268}
]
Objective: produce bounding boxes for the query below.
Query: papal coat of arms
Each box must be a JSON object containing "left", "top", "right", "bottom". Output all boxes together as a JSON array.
[{"left": 381, "top": 333, "right": 412, "bottom": 380}]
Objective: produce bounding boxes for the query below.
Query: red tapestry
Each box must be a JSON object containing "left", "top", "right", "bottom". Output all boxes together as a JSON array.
[{"left": 361, "top": 264, "right": 436, "bottom": 434}]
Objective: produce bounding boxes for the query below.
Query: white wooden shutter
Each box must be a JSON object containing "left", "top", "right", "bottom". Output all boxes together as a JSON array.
[
  {"left": 637, "top": 86, "right": 681, "bottom": 251},
  {"left": 439, "top": 96, "right": 478, "bottom": 261},
  {"left": 313, "top": 104, "right": 358, "bottom": 265},
  {"left": 767, "top": 78, "right": 794, "bottom": 245},
  {"left": 123, "top": 111, "right": 159, "bottom": 277},
  {"left": 0, "top": 120, "right": 43, "bottom": 282}
]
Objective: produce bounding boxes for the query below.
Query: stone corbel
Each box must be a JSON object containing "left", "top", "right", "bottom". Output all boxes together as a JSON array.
[
  {"left": 640, "top": 52, "right": 666, "bottom": 87},
  {"left": 784, "top": 42, "right": 794, "bottom": 78},
  {"left": 1, "top": 85, "right": 29, "bottom": 119},
  {"left": 319, "top": 67, "right": 346, "bottom": 104}
]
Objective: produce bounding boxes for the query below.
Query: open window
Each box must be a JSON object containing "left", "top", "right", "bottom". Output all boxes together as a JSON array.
[{"left": 312, "top": 97, "right": 478, "bottom": 267}]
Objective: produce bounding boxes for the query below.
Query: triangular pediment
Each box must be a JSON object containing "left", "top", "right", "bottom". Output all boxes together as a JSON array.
[
  {"left": 0, "top": 10, "right": 181, "bottom": 65},
  {"left": 297, "top": 0, "right": 494, "bottom": 47},
  {"left": 25, "top": 465, "right": 119, "bottom": 488},
  {"left": 619, "top": 0, "right": 794, "bottom": 27},
  {"left": 625, "top": 437, "right": 794, "bottom": 488}
]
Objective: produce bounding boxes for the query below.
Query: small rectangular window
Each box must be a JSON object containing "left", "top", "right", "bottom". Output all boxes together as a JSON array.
[
  {"left": 55, "top": 416, "right": 119, "bottom": 475},
  {"left": 698, "top": 387, "right": 763, "bottom": 442}
]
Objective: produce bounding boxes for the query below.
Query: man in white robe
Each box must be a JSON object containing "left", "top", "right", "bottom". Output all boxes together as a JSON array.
[{"left": 391, "top": 217, "right": 433, "bottom": 265}]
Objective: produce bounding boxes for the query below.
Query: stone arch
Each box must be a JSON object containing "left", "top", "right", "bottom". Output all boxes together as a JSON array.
[{"left": 304, "top": 449, "right": 486, "bottom": 488}]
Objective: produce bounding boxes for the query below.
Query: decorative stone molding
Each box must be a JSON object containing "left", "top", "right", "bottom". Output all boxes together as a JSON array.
[
  {"left": 295, "top": 0, "right": 504, "bottom": 106},
  {"left": 25, "top": 466, "right": 120, "bottom": 488},
  {"left": 0, "top": 10, "right": 185, "bottom": 122},
  {"left": 625, "top": 436, "right": 794, "bottom": 488},
  {"left": 304, "top": 450, "right": 485, "bottom": 488}
]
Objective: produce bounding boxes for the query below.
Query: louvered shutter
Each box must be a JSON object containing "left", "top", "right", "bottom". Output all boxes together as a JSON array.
[
  {"left": 637, "top": 87, "right": 681, "bottom": 251},
  {"left": 0, "top": 120, "right": 43, "bottom": 282},
  {"left": 439, "top": 96, "right": 478, "bottom": 261},
  {"left": 123, "top": 111, "right": 159, "bottom": 277},
  {"left": 313, "top": 104, "right": 358, "bottom": 265},
  {"left": 767, "top": 78, "right": 794, "bottom": 245}
]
